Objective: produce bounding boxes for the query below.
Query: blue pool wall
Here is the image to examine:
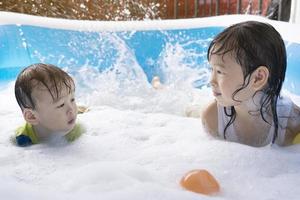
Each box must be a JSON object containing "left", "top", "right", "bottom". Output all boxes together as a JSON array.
[{"left": 0, "top": 12, "right": 299, "bottom": 94}]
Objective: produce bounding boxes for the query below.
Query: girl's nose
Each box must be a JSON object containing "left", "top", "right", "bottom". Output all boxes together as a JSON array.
[{"left": 209, "top": 71, "right": 217, "bottom": 87}]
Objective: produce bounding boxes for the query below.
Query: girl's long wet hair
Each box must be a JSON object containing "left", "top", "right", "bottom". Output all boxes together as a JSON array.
[{"left": 207, "top": 21, "right": 287, "bottom": 143}]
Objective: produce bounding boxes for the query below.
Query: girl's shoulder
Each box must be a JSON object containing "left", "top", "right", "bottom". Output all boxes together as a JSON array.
[
  {"left": 201, "top": 100, "right": 218, "bottom": 137},
  {"left": 287, "top": 102, "right": 300, "bottom": 130},
  {"left": 285, "top": 102, "right": 300, "bottom": 145}
]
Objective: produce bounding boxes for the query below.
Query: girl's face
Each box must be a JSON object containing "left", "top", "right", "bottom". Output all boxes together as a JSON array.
[{"left": 209, "top": 52, "right": 256, "bottom": 107}]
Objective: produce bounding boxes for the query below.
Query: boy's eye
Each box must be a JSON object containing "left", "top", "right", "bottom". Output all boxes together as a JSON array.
[{"left": 57, "top": 103, "right": 64, "bottom": 108}]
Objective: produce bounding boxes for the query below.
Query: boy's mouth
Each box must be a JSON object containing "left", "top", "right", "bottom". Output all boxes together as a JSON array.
[{"left": 68, "top": 118, "right": 75, "bottom": 125}]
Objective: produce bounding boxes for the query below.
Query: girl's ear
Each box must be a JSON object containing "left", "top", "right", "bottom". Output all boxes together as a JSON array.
[
  {"left": 252, "top": 66, "right": 269, "bottom": 91},
  {"left": 23, "top": 108, "right": 39, "bottom": 125}
]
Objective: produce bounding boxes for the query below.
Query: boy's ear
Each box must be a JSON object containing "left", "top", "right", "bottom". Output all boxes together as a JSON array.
[
  {"left": 252, "top": 66, "right": 269, "bottom": 90},
  {"left": 23, "top": 108, "right": 38, "bottom": 125}
]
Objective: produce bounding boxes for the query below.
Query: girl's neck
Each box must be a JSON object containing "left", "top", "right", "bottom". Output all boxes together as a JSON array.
[
  {"left": 234, "top": 92, "right": 271, "bottom": 121},
  {"left": 232, "top": 93, "right": 273, "bottom": 147}
]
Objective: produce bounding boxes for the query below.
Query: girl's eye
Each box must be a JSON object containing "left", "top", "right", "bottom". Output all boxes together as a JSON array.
[
  {"left": 209, "top": 67, "right": 225, "bottom": 75},
  {"left": 71, "top": 98, "right": 75, "bottom": 102},
  {"left": 216, "top": 67, "right": 226, "bottom": 75},
  {"left": 217, "top": 70, "right": 223, "bottom": 74}
]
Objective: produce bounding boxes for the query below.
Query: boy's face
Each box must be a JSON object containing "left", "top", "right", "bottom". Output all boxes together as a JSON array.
[
  {"left": 31, "top": 84, "right": 77, "bottom": 134},
  {"left": 209, "top": 52, "right": 256, "bottom": 107}
]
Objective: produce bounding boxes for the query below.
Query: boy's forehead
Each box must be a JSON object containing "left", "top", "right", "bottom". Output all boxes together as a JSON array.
[
  {"left": 31, "top": 85, "right": 54, "bottom": 104},
  {"left": 32, "top": 82, "right": 74, "bottom": 103}
]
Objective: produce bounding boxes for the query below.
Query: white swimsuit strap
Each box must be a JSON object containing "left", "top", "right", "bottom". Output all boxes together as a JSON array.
[
  {"left": 217, "top": 105, "right": 238, "bottom": 141},
  {"left": 268, "top": 96, "right": 293, "bottom": 145},
  {"left": 217, "top": 96, "right": 293, "bottom": 145},
  {"left": 217, "top": 104, "right": 224, "bottom": 138}
]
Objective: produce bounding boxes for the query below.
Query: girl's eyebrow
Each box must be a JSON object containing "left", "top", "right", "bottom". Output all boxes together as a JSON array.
[{"left": 211, "top": 62, "right": 226, "bottom": 68}]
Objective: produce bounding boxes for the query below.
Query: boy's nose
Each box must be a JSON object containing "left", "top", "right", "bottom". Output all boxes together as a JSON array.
[{"left": 66, "top": 104, "right": 76, "bottom": 116}]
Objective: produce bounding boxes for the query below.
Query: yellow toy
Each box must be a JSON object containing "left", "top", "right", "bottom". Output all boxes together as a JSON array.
[
  {"left": 151, "top": 76, "right": 163, "bottom": 90},
  {"left": 77, "top": 105, "right": 89, "bottom": 114},
  {"left": 180, "top": 169, "right": 220, "bottom": 195},
  {"left": 292, "top": 133, "right": 300, "bottom": 145}
]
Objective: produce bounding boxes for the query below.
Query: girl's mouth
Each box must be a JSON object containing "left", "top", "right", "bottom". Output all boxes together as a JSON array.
[{"left": 213, "top": 91, "right": 221, "bottom": 96}]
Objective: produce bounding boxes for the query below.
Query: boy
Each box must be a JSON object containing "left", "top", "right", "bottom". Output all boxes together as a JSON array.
[{"left": 14, "top": 63, "right": 84, "bottom": 147}]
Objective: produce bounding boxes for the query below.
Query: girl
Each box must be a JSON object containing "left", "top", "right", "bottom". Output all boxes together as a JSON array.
[{"left": 201, "top": 21, "right": 300, "bottom": 147}]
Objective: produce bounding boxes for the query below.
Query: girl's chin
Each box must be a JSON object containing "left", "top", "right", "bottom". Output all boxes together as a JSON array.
[{"left": 215, "top": 100, "right": 234, "bottom": 107}]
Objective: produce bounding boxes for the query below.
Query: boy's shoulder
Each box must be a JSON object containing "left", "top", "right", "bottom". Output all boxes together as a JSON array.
[
  {"left": 201, "top": 100, "right": 218, "bottom": 137},
  {"left": 14, "top": 123, "right": 38, "bottom": 147},
  {"left": 65, "top": 123, "right": 85, "bottom": 142},
  {"left": 13, "top": 123, "right": 85, "bottom": 147}
]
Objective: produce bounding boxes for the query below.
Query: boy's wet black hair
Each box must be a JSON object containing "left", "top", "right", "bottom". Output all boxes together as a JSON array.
[
  {"left": 207, "top": 21, "right": 287, "bottom": 144},
  {"left": 15, "top": 63, "right": 75, "bottom": 110}
]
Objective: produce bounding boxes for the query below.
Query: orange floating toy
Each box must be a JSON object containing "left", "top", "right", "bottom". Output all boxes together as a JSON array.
[{"left": 180, "top": 169, "right": 220, "bottom": 195}]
